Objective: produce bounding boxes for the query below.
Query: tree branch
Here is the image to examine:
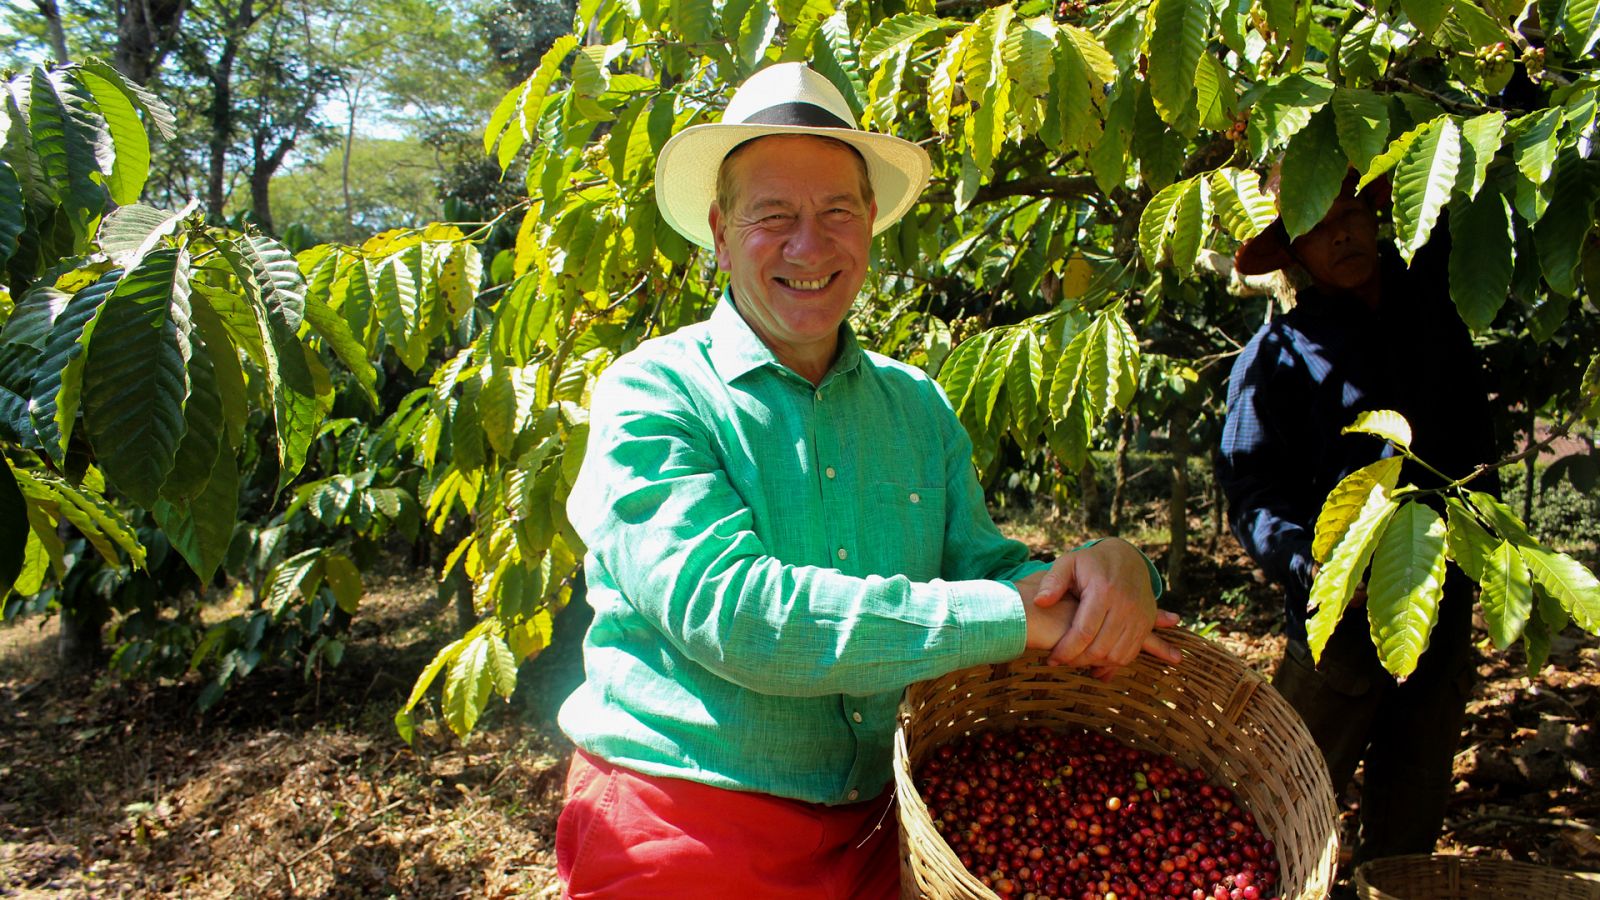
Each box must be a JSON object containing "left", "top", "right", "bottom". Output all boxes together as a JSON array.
[{"left": 922, "top": 173, "right": 1099, "bottom": 207}]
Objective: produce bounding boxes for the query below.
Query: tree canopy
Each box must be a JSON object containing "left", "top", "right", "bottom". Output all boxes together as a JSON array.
[{"left": 0, "top": 0, "right": 1596, "bottom": 737}]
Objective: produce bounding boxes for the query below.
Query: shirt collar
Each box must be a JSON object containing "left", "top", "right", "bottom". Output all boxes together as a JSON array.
[{"left": 707, "top": 290, "right": 865, "bottom": 386}]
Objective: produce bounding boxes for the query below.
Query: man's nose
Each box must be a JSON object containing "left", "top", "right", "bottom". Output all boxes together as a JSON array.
[{"left": 784, "top": 214, "right": 828, "bottom": 263}]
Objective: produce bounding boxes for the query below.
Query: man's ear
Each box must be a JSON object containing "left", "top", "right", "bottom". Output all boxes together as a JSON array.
[{"left": 708, "top": 203, "right": 730, "bottom": 272}]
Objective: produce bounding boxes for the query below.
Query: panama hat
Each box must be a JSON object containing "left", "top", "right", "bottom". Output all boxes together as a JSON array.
[
  {"left": 654, "top": 62, "right": 933, "bottom": 250},
  {"left": 1234, "top": 165, "right": 1391, "bottom": 276}
]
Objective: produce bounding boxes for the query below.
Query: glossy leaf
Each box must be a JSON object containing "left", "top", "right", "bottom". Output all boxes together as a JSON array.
[
  {"left": 0, "top": 460, "right": 25, "bottom": 594},
  {"left": 1138, "top": 178, "right": 1187, "bottom": 270},
  {"left": 30, "top": 270, "right": 116, "bottom": 464},
  {"left": 1534, "top": 154, "right": 1600, "bottom": 298},
  {"left": 1559, "top": 0, "right": 1600, "bottom": 60},
  {"left": 1209, "top": 168, "right": 1277, "bottom": 242},
  {"left": 1480, "top": 539, "right": 1532, "bottom": 650},
  {"left": 1520, "top": 545, "right": 1600, "bottom": 634},
  {"left": 1457, "top": 111, "right": 1505, "bottom": 200},
  {"left": 1332, "top": 87, "right": 1389, "bottom": 175},
  {"left": 1400, "top": 0, "right": 1450, "bottom": 35},
  {"left": 154, "top": 447, "right": 237, "bottom": 583},
  {"left": 75, "top": 65, "right": 148, "bottom": 206},
  {"left": 1510, "top": 108, "right": 1561, "bottom": 186},
  {"left": 1448, "top": 190, "right": 1514, "bottom": 331},
  {"left": 1313, "top": 456, "right": 1403, "bottom": 563},
  {"left": 443, "top": 631, "right": 498, "bottom": 736},
  {"left": 1147, "top": 0, "right": 1208, "bottom": 130},
  {"left": 80, "top": 248, "right": 191, "bottom": 508},
  {"left": 862, "top": 13, "right": 948, "bottom": 67},
  {"left": 0, "top": 161, "right": 20, "bottom": 267},
  {"left": 1307, "top": 486, "right": 1397, "bottom": 662},
  {"left": 1341, "top": 409, "right": 1413, "bottom": 449},
  {"left": 1246, "top": 72, "right": 1334, "bottom": 157},
  {"left": 1279, "top": 107, "right": 1348, "bottom": 240},
  {"left": 1392, "top": 116, "right": 1460, "bottom": 265},
  {"left": 98, "top": 202, "right": 190, "bottom": 270},
  {"left": 1366, "top": 500, "right": 1448, "bottom": 679}
]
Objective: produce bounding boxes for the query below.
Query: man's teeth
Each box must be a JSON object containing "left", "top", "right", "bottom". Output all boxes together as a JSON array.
[{"left": 782, "top": 276, "right": 830, "bottom": 290}]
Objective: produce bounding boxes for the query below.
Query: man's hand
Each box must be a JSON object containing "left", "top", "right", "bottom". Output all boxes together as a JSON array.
[{"left": 1024, "top": 537, "right": 1182, "bottom": 678}]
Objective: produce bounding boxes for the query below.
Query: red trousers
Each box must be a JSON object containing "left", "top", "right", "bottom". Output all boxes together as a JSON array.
[{"left": 556, "top": 749, "right": 901, "bottom": 899}]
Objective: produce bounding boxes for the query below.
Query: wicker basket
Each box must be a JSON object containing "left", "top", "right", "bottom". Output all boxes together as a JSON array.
[
  {"left": 894, "top": 628, "right": 1339, "bottom": 899},
  {"left": 1354, "top": 854, "right": 1600, "bottom": 899}
]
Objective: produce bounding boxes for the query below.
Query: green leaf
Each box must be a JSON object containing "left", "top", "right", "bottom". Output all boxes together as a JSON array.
[
  {"left": 1138, "top": 178, "right": 1187, "bottom": 270},
  {"left": 928, "top": 30, "right": 968, "bottom": 136},
  {"left": 322, "top": 551, "right": 363, "bottom": 615},
  {"left": 487, "top": 631, "right": 519, "bottom": 699},
  {"left": 1332, "top": 87, "right": 1389, "bottom": 175},
  {"left": 1480, "top": 539, "right": 1532, "bottom": 650},
  {"left": 75, "top": 65, "right": 148, "bottom": 206},
  {"left": 98, "top": 202, "right": 190, "bottom": 270},
  {"left": 81, "top": 248, "right": 191, "bottom": 508},
  {"left": 1313, "top": 456, "right": 1404, "bottom": 563},
  {"left": 479, "top": 364, "right": 537, "bottom": 458},
  {"left": 1002, "top": 15, "right": 1057, "bottom": 103},
  {"left": 1444, "top": 497, "right": 1496, "bottom": 582},
  {"left": 487, "top": 34, "right": 579, "bottom": 166},
  {"left": 1510, "top": 107, "right": 1561, "bottom": 186},
  {"left": 1342, "top": 409, "right": 1413, "bottom": 449},
  {"left": 1400, "top": 0, "right": 1450, "bottom": 35},
  {"left": 0, "top": 459, "right": 25, "bottom": 594},
  {"left": 1520, "top": 545, "right": 1600, "bottom": 634},
  {"left": 1146, "top": 0, "right": 1208, "bottom": 131},
  {"left": 29, "top": 68, "right": 106, "bottom": 241},
  {"left": 1246, "top": 72, "right": 1334, "bottom": 157},
  {"left": 1167, "top": 175, "right": 1209, "bottom": 278},
  {"left": 862, "top": 13, "right": 949, "bottom": 67},
  {"left": 962, "top": 4, "right": 1014, "bottom": 114},
  {"left": 1307, "top": 487, "right": 1398, "bottom": 662},
  {"left": 443, "top": 631, "right": 498, "bottom": 737},
  {"left": 734, "top": 1, "right": 779, "bottom": 69},
  {"left": 0, "top": 160, "right": 21, "bottom": 268},
  {"left": 1279, "top": 107, "right": 1348, "bottom": 240},
  {"left": 1365, "top": 501, "right": 1448, "bottom": 679},
  {"left": 375, "top": 254, "right": 421, "bottom": 369},
  {"left": 30, "top": 270, "right": 116, "bottom": 464},
  {"left": 1358, "top": 124, "right": 1420, "bottom": 192},
  {"left": 1533, "top": 154, "right": 1600, "bottom": 298},
  {"left": 233, "top": 233, "right": 306, "bottom": 334},
  {"left": 1392, "top": 116, "right": 1461, "bottom": 265},
  {"left": 1194, "top": 55, "right": 1236, "bottom": 133},
  {"left": 14, "top": 467, "right": 145, "bottom": 567},
  {"left": 153, "top": 446, "right": 237, "bottom": 584},
  {"left": 159, "top": 318, "right": 224, "bottom": 504},
  {"left": 302, "top": 280, "right": 380, "bottom": 411},
  {"left": 80, "top": 58, "right": 175, "bottom": 141},
  {"left": 1089, "top": 78, "right": 1135, "bottom": 194},
  {"left": 1559, "top": 0, "right": 1600, "bottom": 57},
  {"left": 938, "top": 330, "right": 992, "bottom": 419},
  {"left": 1457, "top": 111, "right": 1505, "bottom": 200},
  {"left": 1448, "top": 190, "right": 1514, "bottom": 331},
  {"left": 1005, "top": 327, "right": 1044, "bottom": 438},
  {"left": 1209, "top": 167, "right": 1277, "bottom": 241}
]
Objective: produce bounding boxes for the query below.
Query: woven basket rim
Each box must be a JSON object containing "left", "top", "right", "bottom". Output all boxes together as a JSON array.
[
  {"left": 1354, "top": 853, "right": 1600, "bottom": 899},
  {"left": 894, "top": 628, "right": 1340, "bottom": 900}
]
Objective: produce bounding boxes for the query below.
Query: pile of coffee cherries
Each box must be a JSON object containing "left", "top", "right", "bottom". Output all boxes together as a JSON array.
[{"left": 916, "top": 726, "right": 1281, "bottom": 900}]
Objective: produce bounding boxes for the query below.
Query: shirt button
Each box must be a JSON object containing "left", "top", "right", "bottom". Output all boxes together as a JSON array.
[
  {"left": 825, "top": 466, "right": 836, "bottom": 479},
  {"left": 909, "top": 492, "right": 920, "bottom": 504},
  {"left": 846, "top": 789, "right": 860, "bottom": 801},
  {"left": 852, "top": 711, "right": 863, "bottom": 723},
  {"left": 814, "top": 390, "right": 822, "bottom": 402},
  {"left": 837, "top": 547, "right": 848, "bottom": 561}
]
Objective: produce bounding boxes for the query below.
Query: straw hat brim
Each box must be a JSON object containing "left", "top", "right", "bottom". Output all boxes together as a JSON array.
[{"left": 654, "top": 123, "right": 932, "bottom": 250}]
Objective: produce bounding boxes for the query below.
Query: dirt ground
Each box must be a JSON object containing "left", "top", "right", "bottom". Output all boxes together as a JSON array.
[{"left": 2, "top": 520, "right": 1598, "bottom": 898}]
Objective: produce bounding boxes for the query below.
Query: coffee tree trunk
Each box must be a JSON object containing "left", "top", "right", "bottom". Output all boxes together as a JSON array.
[
  {"left": 1079, "top": 459, "right": 1104, "bottom": 532},
  {"left": 1165, "top": 406, "right": 1191, "bottom": 600},
  {"left": 1110, "top": 413, "right": 1134, "bottom": 535}
]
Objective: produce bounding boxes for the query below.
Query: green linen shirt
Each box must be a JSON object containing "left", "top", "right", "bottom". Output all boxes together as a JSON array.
[{"left": 558, "top": 297, "right": 1079, "bottom": 805}]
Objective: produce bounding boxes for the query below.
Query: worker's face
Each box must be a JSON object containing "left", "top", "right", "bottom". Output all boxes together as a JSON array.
[
  {"left": 709, "top": 136, "right": 876, "bottom": 366},
  {"left": 1290, "top": 195, "right": 1381, "bottom": 291}
]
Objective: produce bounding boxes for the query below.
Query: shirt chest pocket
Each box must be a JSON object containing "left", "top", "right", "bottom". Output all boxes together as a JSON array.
[{"left": 866, "top": 482, "right": 946, "bottom": 580}]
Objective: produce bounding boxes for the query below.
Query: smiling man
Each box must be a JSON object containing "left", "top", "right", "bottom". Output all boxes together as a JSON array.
[
  {"left": 1219, "top": 171, "right": 1499, "bottom": 869},
  {"left": 552, "top": 63, "right": 1181, "bottom": 898}
]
